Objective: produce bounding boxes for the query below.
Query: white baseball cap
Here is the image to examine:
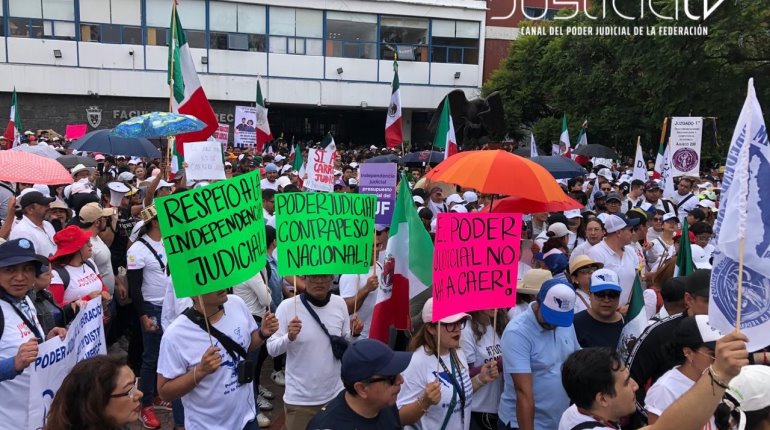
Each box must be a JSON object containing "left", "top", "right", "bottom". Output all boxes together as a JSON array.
[
  {"left": 662, "top": 212, "right": 679, "bottom": 223},
  {"left": 691, "top": 244, "right": 712, "bottom": 269},
  {"left": 604, "top": 214, "right": 641, "bottom": 234},
  {"left": 589, "top": 268, "right": 622, "bottom": 293},
  {"left": 276, "top": 176, "right": 291, "bottom": 189},
  {"left": 445, "top": 194, "right": 465, "bottom": 206},
  {"left": 462, "top": 191, "right": 478, "bottom": 203},
  {"left": 450, "top": 205, "right": 468, "bottom": 213},
  {"left": 697, "top": 199, "right": 718, "bottom": 212},
  {"left": 597, "top": 168, "right": 613, "bottom": 181},
  {"left": 412, "top": 196, "right": 425, "bottom": 205},
  {"left": 563, "top": 209, "right": 582, "bottom": 219},
  {"left": 724, "top": 365, "right": 770, "bottom": 427},
  {"left": 547, "top": 222, "right": 569, "bottom": 238}
]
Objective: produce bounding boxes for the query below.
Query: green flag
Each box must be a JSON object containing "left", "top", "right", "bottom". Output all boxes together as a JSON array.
[
  {"left": 675, "top": 220, "right": 694, "bottom": 277},
  {"left": 617, "top": 273, "right": 647, "bottom": 361},
  {"left": 291, "top": 144, "right": 303, "bottom": 172}
]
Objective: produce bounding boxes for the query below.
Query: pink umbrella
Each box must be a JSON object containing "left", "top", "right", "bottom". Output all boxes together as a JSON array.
[{"left": 0, "top": 151, "right": 74, "bottom": 184}]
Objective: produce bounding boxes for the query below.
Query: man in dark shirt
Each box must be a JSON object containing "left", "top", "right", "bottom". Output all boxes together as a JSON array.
[
  {"left": 307, "top": 339, "right": 411, "bottom": 430},
  {"left": 573, "top": 268, "right": 626, "bottom": 348}
]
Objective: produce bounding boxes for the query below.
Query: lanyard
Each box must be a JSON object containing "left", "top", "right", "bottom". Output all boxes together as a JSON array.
[
  {"left": 438, "top": 354, "right": 466, "bottom": 429},
  {"left": 0, "top": 295, "right": 43, "bottom": 342}
]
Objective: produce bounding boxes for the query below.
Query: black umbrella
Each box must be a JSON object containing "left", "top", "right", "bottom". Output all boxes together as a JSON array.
[
  {"left": 57, "top": 155, "right": 98, "bottom": 170},
  {"left": 513, "top": 147, "right": 532, "bottom": 158},
  {"left": 400, "top": 150, "right": 444, "bottom": 166},
  {"left": 573, "top": 144, "right": 618, "bottom": 159},
  {"left": 71, "top": 130, "right": 161, "bottom": 158},
  {"left": 530, "top": 156, "right": 587, "bottom": 179},
  {"left": 365, "top": 154, "right": 400, "bottom": 163}
]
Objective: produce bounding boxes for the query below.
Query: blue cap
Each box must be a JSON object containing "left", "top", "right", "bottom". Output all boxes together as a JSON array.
[
  {"left": 536, "top": 279, "right": 576, "bottom": 327},
  {"left": 341, "top": 339, "right": 412, "bottom": 383},
  {"left": 265, "top": 163, "right": 279, "bottom": 173},
  {"left": 544, "top": 253, "right": 569, "bottom": 276},
  {"left": 589, "top": 268, "right": 623, "bottom": 293},
  {"left": 0, "top": 239, "right": 48, "bottom": 271}
]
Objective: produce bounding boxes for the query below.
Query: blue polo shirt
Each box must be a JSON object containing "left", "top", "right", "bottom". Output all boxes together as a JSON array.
[{"left": 498, "top": 302, "right": 580, "bottom": 430}]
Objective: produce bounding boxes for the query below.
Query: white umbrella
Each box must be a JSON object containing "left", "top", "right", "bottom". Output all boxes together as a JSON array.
[{"left": 12, "top": 143, "right": 62, "bottom": 159}]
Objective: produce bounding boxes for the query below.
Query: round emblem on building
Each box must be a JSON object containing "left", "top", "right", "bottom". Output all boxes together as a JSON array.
[{"left": 672, "top": 148, "right": 699, "bottom": 172}]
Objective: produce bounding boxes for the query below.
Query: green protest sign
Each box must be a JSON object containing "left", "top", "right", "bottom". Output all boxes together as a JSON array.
[
  {"left": 155, "top": 170, "right": 266, "bottom": 298},
  {"left": 275, "top": 192, "right": 376, "bottom": 275}
]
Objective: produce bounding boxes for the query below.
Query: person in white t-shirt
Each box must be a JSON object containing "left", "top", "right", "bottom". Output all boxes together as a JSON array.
[
  {"left": 461, "top": 309, "right": 507, "bottom": 429},
  {"left": 267, "top": 274, "right": 363, "bottom": 430},
  {"left": 157, "top": 290, "right": 279, "bottom": 430},
  {"left": 645, "top": 315, "right": 720, "bottom": 427},
  {"left": 646, "top": 213, "right": 678, "bottom": 274},
  {"left": 260, "top": 163, "right": 280, "bottom": 190},
  {"left": 397, "top": 298, "right": 500, "bottom": 430},
  {"left": 9, "top": 191, "right": 57, "bottom": 258},
  {"left": 48, "top": 225, "right": 109, "bottom": 309},
  {"left": 126, "top": 205, "right": 172, "bottom": 429}
]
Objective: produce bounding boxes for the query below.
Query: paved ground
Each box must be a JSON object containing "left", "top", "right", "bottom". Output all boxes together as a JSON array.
[{"left": 127, "top": 358, "right": 286, "bottom": 430}]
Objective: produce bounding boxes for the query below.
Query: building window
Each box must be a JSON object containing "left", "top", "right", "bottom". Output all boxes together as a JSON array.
[
  {"left": 146, "top": 0, "right": 206, "bottom": 48},
  {"left": 523, "top": 7, "right": 559, "bottom": 20},
  {"left": 430, "top": 20, "right": 479, "bottom": 65},
  {"left": 269, "top": 7, "right": 323, "bottom": 56},
  {"left": 380, "top": 16, "right": 428, "bottom": 62},
  {"left": 209, "top": 1, "right": 266, "bottom": 52},
  {"left": 8, "top": 0, "right": 75, "bottom": 40},
  {"left": 79, "top": 23, "right": 142, "bottom": 44},
  {"left": 325, "top": 11, "right": 377, "bottom": 60}
]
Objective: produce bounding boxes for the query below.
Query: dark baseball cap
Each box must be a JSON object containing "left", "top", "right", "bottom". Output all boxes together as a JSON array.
[
  {"left": 20, "top": 191, "right": 55, "bottom": 210},
  {"left": 341, "top": 339, "right": 412, "bottom": 383},
  {"left": 0, "top": 238, "right": 48, "bottom": 271},
  {"left": 687, "top": 207, "right": 706, "bottom": 221},
  {"left": 645, "top": 180, "right": 662, "bottom": 191},
  {"left": 684, "top": 269, "right": 711, "bottom": 298},
  {"left": 605, "top": 192, "right": 623, "bottom": 203}
]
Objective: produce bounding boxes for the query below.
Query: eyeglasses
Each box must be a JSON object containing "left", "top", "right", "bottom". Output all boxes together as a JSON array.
[
  {"left": 441, "top": 319, "right": 467, "bottom": 332},
  {"left": 696, "top": 349, "right": 716, "bottom": 361},
  {"left": 652, "top": 217, "right": 663, "bottom": 222},
  {"left": 111, "top": 378, "right": 139, "bottom": 399},
  {"left": 363, "top": 374, "right": 399, "bottom": 385},
  {"left": 576, "top": 267, "right": 597, "bottom": 275},
  {"left": 593, "top": 291, "right": 621, "bottom": 300}
]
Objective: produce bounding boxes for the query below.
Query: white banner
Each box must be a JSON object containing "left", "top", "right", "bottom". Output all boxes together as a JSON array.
[
  {"left": 184, "top": 141, "right": 226, "bottom": 181},
  {"left": 28, "top": 300, "right": 107, "bottom": 430},
  {"left": 304, "top": 148, "right": 334, "bottom": 192},
  {"left": 669, "top": 117, "right": 703, "bottom": 177},
  {"left": 234, "top": 106, "right": 257, "bottom": 147}
]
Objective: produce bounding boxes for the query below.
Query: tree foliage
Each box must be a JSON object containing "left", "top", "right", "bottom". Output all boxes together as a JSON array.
[{"left": 483, "top": 0, "right": 770, "bottom": 161}]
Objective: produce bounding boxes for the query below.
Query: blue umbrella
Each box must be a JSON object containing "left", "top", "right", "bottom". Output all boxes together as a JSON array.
[
  {"left": 400, "top": 150, "right": 444, "bottom": 166},
  {"left": 71, "top": 130, "right": 161, "bottom": 158},
  {"left": 530, "top": 156, "right": 587, "bottom": 179},
  {"left": 111, "top": 111, "right": 205, "bottom": 139}
]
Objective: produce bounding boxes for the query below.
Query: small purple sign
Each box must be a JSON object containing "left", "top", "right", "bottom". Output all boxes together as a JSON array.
[{"left": 359, "top": 163, "right": 397, "bottom": 225}]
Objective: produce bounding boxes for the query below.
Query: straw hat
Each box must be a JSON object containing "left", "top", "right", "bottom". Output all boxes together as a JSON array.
[
  {"left": 517, "top": 269, "right": 553, "bottom": 295},
  {"left": 568, "top": 255, "right": 604, "bottom": 276}
]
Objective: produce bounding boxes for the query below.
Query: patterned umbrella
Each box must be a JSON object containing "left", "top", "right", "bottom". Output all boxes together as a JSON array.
[
  {"left": 111, "top": 111, "right": 206, "bottom": 138},
  {"left": 0, "top": 151, "right": 73, "bottom": 184}
]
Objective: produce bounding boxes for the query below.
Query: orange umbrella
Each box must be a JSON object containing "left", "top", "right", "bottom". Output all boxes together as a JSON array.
[
  {"left": 425, "top": 150, "right": 566, "bottom": 201},
  {"left": 480, "top": 195, "right": 583, "bottom": 214}
]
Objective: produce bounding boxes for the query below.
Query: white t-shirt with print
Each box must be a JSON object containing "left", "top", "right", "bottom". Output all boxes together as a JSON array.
[
  {"left": 157, "top": 295, "right": 258, "bottom": 430},
  {"left": 645, "top": 366, "right": 716, "bottom": 429},
  {"left": 460, "top": 322, "right": 503, "bottom": 414},
  {"left": 397, "top": 348, "right": 474, "bottom": 430},
  {"left": 339, "top": 264, "right": 382, "bottom": 340},
  {"left": 558, "top": 405, "right": 615, "bottom": 430},
  {"left": 51, "top": 260, "right": 104, "bottom": 305},
  {"left": 126, "top": 235, "right": 168, "bottom": 306}
]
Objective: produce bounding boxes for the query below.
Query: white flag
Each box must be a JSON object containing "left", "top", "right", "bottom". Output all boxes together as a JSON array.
[
  {"left": 709, "top": 78, "right": 770, "bottom": 352},
  {"left": 632, "top": 139, "right": 647, "bottom": 181},
  {"left": 530, "top": 134, "right": 538, "bottom": 157},
  {"left": 659, "top": 142, "right": 675, "bottom": 199}
]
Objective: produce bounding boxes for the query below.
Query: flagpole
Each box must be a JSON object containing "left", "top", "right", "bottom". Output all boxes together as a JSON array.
[
  {"left": 197, "top": 295, "right": 214, "bottom": 346},
  {"left": 436, "top": 321, "right": 441, "bottom": 373},
  {"left": 166, "top": 0, "right": 177, "bottom": 181},
  {"left": 736, "top": 240, "right": 746, "bottom": 329}
]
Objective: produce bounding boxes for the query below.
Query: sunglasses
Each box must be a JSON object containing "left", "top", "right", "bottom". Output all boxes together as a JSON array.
[
  {"left": 363, "top": 374, "right": 399, "bottom": 385},
  {"left": 593, "top": 291, "right": 621, "bottom": 300}
]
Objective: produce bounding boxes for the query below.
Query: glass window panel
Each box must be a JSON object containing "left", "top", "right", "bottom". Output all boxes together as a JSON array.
[
  {"left": 431, "top": 19, "right": 454, "bottom": 38},
  {"left": 80, "top": 23, "right": 99, "bottom": 41},
  {"left": 146, "top": 0, "right": 169, "bottom": 27},
  {"left": 431, "top": 46, "right": 447, "bottom": 63},
  {"left": 381, "top": 16, "right": 427, "bottom": 30},
  {"left": 326, "top": 12, "right": 376, "bottom": 52},
  {"left": 248, "top": 34, "right": 266, "bottom": 52},
  {"left": 79, "top": 0, "right": 109, "bottom": 23},
  {"left": 42, "top": 0, "right": 73, "bottom": 21},
  {"left": 269, "top": 36, "right": 287, "bottom": 53},
  {"left": 456, "top": 21, "right": 479, "bottom": 38},
  {"left": 101, "top": 23, "right": 121, "bottom": 43},
  {"left": 295, "top": 9, "right": 322, "bottom": 38},
  {"left": 463, "top": 48, "right": 479, "bottom": 65},
  {"left": 186, "top": 30, "right": 206, "bottom": 48},
  {"left": 381, "top": 16, "right": 428, "bottom": 47},
  {"left": 209, "top": 1, "right": 237, "bottom": 32},
  {"left": 238, "top": 4, "right": 265, "bottom": 34},
  {"left": 269, "top": 7, "right": 295, "bottom": 36},
  {"left": 326, "top": 11, "right": 376, "bottom": 24},
  {"left": 123, "top": 26, "right": 142, "bottom": 44},
  {"left": 228, "top": 33, "right": 249, "bottom": 50},
  {"left": 447, "top": 47, "right": 462, "bottom": 63},
  {"left": 29, "top": 19, "right": 43, "bottom": 37},
  {"left": 55, "top": 21, "right": 76, "bottom": 39},
  {"left": 177, "top": 0, "right": 205, "bottom": 30},
  {"left": 209, "top": 31, "right": 228, "bottom": 50},
  {"left": 43, "top": 20, "right": 53, "bottom": 36},
  {"left": 111, "top": 0, "right": 141, "bottom": 25},
  {"left": 288, "top": 38, "right": 303, "bottom": 55},
  {"left": 306, "top": 38, "right": 322, "bottom": 56},
  {"left": 10, "top": 0, "right": 42, "bottom": 19},
  {"left": 146, "top": 27, "right": 168, "bottom": 46},
  {"left": 8, "top": 18, "right": 30, "bottom": 36}
]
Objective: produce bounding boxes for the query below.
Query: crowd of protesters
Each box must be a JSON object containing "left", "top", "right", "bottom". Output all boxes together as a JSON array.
[{"left": 0, "top": 130, "right": 767, "bottom": 430}]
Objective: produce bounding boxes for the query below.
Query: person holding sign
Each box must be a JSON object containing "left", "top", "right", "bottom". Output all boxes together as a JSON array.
[
  {"left": 157, "top": 289, "right": 279, "bottom": 430},
  {"left": 267, "top": 274, "right": 363, "bottom": 430},
  {"left": 397, "top": 298, "right": 500, "bottom": 430},
  {"left": 0, "top": 239, "right": 67, "bottom": 429}
]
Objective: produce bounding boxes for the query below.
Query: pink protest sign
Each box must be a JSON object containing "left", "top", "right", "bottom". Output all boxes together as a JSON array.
[
  {"left": 432, "top": 212, "right": 522, "bottom": 322},
  {"left": 65, "top": 124, "right": 87, "bottom": 140}
]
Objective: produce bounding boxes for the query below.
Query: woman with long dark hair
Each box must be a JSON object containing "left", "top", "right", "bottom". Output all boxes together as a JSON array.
[{"left": 45, "top": 356, "right": 142, "bottom": 430}]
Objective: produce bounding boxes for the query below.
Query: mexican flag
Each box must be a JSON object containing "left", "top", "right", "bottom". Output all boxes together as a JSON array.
[
  {"left": 290, "top": 144, "right": 303, "bottom": 172},
  {"left": 369, "top": 175, "right": 433, "bottom": 342},
  {"left": 433, "top": 97, "right": 457, "bottom": 159},
  {"left": 322, "top": 132, "right": 336, "bottom": 155},
  {"left": 384, "top": 61, "right": 402, "bottom": 148},
  {"left": 617, "top": 273, "right": 647, "bottom": 361},
  {"left": 288, "top": 143, "right": 296, "bottom": 163},
  {"left": 255, "top": 81, "right": 272, "bottom": 153},
  {"left": 653, "top": 117, "right": 669, "bottom": 180},
  {"left": 674, "top": 219, "right": 694, "bottom": 277},
  {"left": 560, "top": 113, "right": 571, "bottom": 158},
  {"left": 3, "top": 88, "right": 21, "bottom": 149},
  {"left": 575, "top": 120, "right": 589, "bottom": 165},
  {"left": 168, "top": 5, "right": 218, "bottom": 174}
]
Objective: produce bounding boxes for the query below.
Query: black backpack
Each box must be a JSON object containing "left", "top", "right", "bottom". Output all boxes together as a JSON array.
[{"left": 54, "top": 260, "right": 98, "bottom": 292}]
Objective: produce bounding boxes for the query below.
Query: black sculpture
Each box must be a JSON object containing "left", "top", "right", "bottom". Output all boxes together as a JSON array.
[{"left": 428, "top": 90, "right": 506, "bottom": 149}]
